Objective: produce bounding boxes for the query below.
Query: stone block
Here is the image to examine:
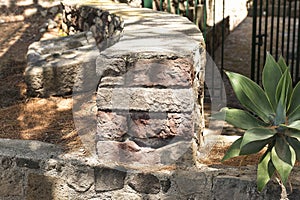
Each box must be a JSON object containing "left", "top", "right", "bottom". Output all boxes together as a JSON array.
[
  {"left": 128, "top": 112, "right": 193, "bottom": 141},
  {"left": 212, "top": 176, "right": 281, "bottom": 200},
  {"left": 96, "top": 140, "right": 196, "bottom": 167},
  {"left": 65, "top": 165, "right": 94, "bottom": 192},
  {"left": 26, "top": 173, "right": 68, "bottom": 200},
  {"left": 25, "top": 32, "right": 99, "bottom": 97},
  {"left": 94, "top": 167, "right": 127, "bottom": 192},
  {"left": 97, "top": 111, "right": 193, "bottom": 148},
  {"left": 173, "top": 170, "right": 209, "bottom": 196},
  {"left": 16, "top": 158, "right": 40, "bottom": 169},
  {"left": 96, "top": 88, "right": 194, "bottom": 112},
  {"left": 111, "top": 192, "right": 142, "bottom": 200},
  {"left": 96, "top": 111, "right": 128, "bottom": 141},
  {"left": 98, "top": 58, "right": 194, "bottom": 88},
  {"left": 128, "top": 173, "right": 160, "bottom": 194},
  {"left": 0, "top": 139, "right": 62, "bottom": 160},
  {"left": 0, "top": 169, "right": 24, "bottom": 198}
]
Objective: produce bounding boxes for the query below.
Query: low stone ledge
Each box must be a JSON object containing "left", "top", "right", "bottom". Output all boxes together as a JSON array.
[
  {"left": 1, "top": 138, "right": 299, "bottom": 199},
  {"left": 25, "top": 2, "right": 125, "bottom": 97},
  {"left": 25, "top": 32, "right": 99, "bottom": 97},
  {"left": 0, "top": 138, "right": 62, "bottom": 159}
]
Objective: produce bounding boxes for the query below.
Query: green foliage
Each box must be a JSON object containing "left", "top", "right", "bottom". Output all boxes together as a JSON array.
[{"left": 212, "top": 54, "right": 300, "bottom": 192}]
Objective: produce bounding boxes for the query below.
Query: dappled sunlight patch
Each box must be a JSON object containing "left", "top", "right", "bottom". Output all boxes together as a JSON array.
[
  {"left": 56, "top": 98, "right": 73, "bottom": 111},
  {"left": 0, "top": 96, "right": 81, "bottom": 151},
  {"left": 198, "top": 143, "right": 265, "bottom": 167}
]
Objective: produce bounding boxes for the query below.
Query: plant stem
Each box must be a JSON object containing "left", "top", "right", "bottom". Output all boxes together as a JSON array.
[{"left": 276, "top": 177, "right": 288, "bottom": 200}]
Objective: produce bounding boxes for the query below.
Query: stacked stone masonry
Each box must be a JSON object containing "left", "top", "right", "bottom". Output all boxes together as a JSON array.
[
  {"left": 1, "top": 138, "right": 300, "bottom": 199},
  {"left": 19, "top": 0, "right": 300, "bottom": 199},
  {"left": 25, "top": 0, "right": 206, "bottom": 167}
]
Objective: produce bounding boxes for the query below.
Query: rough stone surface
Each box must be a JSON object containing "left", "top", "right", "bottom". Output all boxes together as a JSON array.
[
  {"left": 0, "top": 168, "right": 23, "bottom": 198},
  {"left": 65, "top": 165, "right": 94, "bottom": 192},
  {"left": 90, "top": 0, "right": 205, "bottom": 163},
  {"left": 97, "top": 88, "right": 194, "bottom": 113},
  {"left": 212, "top": 176, "right": 281, "bottom": 200},
  {"left": 96, "top": 140, "right": 195, "bottom": 166},
  {"left": 26, "top": 173, "right": 68, "bottom": 200},
  {"left": 0, "top": 138, "right": 299, "bottom": 199},
  {"left": 61, "top": 4, "right": 124, "bottom": 51},
  {"left": 0, "top": 139, "right": 62, "bottom": 159},
  {"left": 128, "top": 173, "right": 160, "bottom": 194},
  {"left": 95, "top": 50, "right": 203, "bottom": 166},
  {"left": 96, "top": 111, "right": 128, "bottom": 141},
  {"left": 94, "top": 167, "right": 127, "bottom": 192},
  {"left": 97, "top": 111, "right": 193, "bottom": 148},
  {"left": 25, "top": 32, "right": 99, "bottom": 97},
  {"left": 173, "top": 170, "right": 211, "bottom": 198},
  {"left": 16, "top": 157, "right": 40, "bottom": 169},
  {"left": 128, "top": 112, "right": 193, "bottom": 140},
  {"left": 25, "top": 0, "right": 205, "bottom": 169},
  {"left": 98, "top": 58, "right": 194, "bottom": 88}
]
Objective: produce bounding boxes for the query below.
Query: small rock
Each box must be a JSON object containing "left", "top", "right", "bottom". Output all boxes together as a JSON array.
[
  {"left": 42, "top": 22, "right": 49, "bottom": 29},
  {"left": 24, "top": 8, "right": 38, "bottom": 17},
  {"left": 47, "top": 19, "right": 57, "bottom": 29},
  {"left": 49, "top": 6, "right": 59, "bottom": 15},
  {"left": 69, "top": 26, "right": 76, "bottom": 35},
  {"left": 40, "top": 10, "right": 47, "bottom": 17},
  {"left": 128, "top": 173, "right": 160, "bottom": 194},
  {"left": 39, "top": 28, "right": 46, "bottom": 33}
]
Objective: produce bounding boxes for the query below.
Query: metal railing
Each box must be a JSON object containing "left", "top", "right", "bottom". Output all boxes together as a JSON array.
[{"left": 251, "top": 0, "right": 300, "bottom": 84}]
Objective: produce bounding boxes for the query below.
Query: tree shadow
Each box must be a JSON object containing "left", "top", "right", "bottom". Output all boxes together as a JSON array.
[{"left": 0, "top": 1, "right": 83, "bottom": 152}]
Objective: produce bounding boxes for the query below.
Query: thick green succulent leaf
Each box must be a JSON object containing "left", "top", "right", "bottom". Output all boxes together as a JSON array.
[
  {"left": 271, "top": 136, "right": 296, "bottom": 185},
  {"left": 240, "top": 128, "right": 276, "bottom": 148},
  {"left": 276, "top": 69, "right": 293, "bottom": 110},
  {"left": 221, "top": 137, "right": 242, "bottom": 161},
  {"left": 288, "top": 81, "right": 300, "bottom": 115},
  {"left": 277, "top": 56, "right": 289, "bottom": 73},
  {"left": 288, "top": 105, "right": 300, "bottom": 123},
  {"left": 211, "top": 108, "right": 266, "bottom": 130},
  {"left": 257, "top": 151, "right": 275, "bottom": 192},
  {"left": 286, "top": 128, "right": 300, "bottom": 141},
  {"left": 239, "top": 128, "right": 275, "bottom": 155},
  {"left": 240, "top": 140, "right": 271, "bottom": 155},
  {"left": 286, "top": 137, "right": 300, "bottom": 161},
  {"left": 287, "top": 120, "right": 300, "bottom": 131},
  {"left": 262, "top": 54, "right": 283, "bottom": 110},
  {"left": 225, "top": 71, "right": 274, "bottom": 123},
  {"left": 275, "top": 101, "right": 286, "bottom": 125}
]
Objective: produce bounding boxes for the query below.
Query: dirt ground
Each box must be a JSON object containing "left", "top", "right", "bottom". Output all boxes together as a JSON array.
[
  {"left": 0, "top": 0, "right": 83, "bottom": 151},
  {"left": 0, "top": 0, "right": 269, "bottom": 167}
]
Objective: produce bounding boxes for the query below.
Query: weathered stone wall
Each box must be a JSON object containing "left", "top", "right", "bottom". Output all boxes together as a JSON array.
[
  {"left": 23, "top": 1, "right": 207, "bottom": 198},
  {"left": 25, "top": 3, "right": 125, "bottom": 97},
  {"left": 25, "top": 0, "right": 206, "bottom": 167},
  {"left": 61, "top": 4, "right": 124, "bottom": 48},
  {"left": 2, "top": 138, "right": 300, "bottom": 199},
  {"left": 25, "top": 32, "right": 99, "bottom": 96},
  {"left": 94, "top": 39, "right": 204, "bottom": 167}
]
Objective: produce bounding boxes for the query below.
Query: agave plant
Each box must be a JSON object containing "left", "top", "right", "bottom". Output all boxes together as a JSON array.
[{"left": 213, "top": 54, "right": 300, "bottom": 191}]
